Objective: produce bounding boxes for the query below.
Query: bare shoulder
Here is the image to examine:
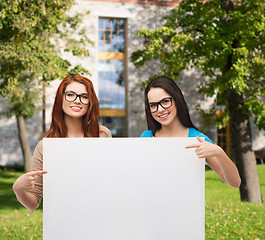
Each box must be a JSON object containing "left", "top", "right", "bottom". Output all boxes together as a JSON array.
[{"left": 99, "top": 125, "right": 112, "bottom": 138}]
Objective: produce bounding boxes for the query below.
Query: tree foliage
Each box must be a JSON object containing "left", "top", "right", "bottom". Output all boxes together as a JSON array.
[
  {"left": 0, "top": 0, "right": 92, "bottom": 118},
  {"left": 131, "top": 0, "right": 265, "bottom": 130}
]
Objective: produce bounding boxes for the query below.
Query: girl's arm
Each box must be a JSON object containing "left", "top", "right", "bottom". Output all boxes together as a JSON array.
[
  {"left": 186, "top": 136, "right": 241, "bottom": 188},
  {"left": 13, "top": 170, "right": 47, "bottom": 211}
]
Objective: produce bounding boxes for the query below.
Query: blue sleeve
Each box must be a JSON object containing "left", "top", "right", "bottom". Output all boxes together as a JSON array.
[
  {"left": 140, "top": 130, "right": 153, "bottom": 138},
  {"left": 188, "top": 128, "right": 213, "bottom": 143}
]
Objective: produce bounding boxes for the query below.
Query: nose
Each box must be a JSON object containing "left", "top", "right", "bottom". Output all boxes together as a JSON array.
[
  {"left": 157, "top": 103, "right": 164, "bottom": 112},
  {"left": 74, "top": 96, "right": 82, "bottom": 104}
]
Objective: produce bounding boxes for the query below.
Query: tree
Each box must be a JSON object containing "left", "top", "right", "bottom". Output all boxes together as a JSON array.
[
  {"left": 0, "top": 0, "right": 92, "bottom": 171},
  {"left": 131, "top": 0, "right": 265, "bottom": 202}
]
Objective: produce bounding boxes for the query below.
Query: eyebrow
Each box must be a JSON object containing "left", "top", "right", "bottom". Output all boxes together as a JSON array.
[
  {"left": 149, "top": 97, "right": 171, "bottom": 104},
  {"left": 66, "top": 90, "right": 88, "bottom": 95}
]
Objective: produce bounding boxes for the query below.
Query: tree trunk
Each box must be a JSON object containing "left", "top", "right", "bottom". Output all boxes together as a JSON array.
[
  {"left": 221, "top": 0, "right": 262, "bottom": 203},
  {"left": 227, "top": 89, "right": 262, "bottom": 203},
  {"left": 16, "top": 115, "right": 32, "bottom": 172}
]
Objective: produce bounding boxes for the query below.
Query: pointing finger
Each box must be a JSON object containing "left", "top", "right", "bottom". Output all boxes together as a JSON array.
[
  {"left": 27, "top": 170, "right": 48, "bottom": 176},
  {"left": 185, "top": 143, "right": 201, "bottom": 149}
]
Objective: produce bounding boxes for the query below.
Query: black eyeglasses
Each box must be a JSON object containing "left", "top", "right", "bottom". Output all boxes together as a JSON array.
[
  {"left": 64, "top": 91, "right": 89, "bottom": 105},
  {"left": 147, "top": 97, "right": 173, "bottom": 113}
]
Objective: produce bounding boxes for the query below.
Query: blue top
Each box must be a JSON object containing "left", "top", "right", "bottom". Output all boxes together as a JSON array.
[{"left": 140, "top": 128, "right": 213, "bottom": 143}]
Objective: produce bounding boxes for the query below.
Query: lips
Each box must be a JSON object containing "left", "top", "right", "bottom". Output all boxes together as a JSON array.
[
  {"left": 158, "top": 113, "right": 169, "bottom": 119},
  {"left": 70, "top": 106, "right": 82, "bottom": 111}
]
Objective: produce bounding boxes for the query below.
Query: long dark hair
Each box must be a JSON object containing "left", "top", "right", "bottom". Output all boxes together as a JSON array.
[
  {"left": 144, "top": 76, "right": 196, "bottom": 135},
  {"left": 47, "top": 75, "right": 99, "bottom": 137}
]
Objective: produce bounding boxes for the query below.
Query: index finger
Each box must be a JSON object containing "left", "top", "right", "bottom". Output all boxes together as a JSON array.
[
  {"left": 27, "top": 170, "right": 48, "bottom": 176},
  {"left": 185, "top": 143, "right": 200, "bottom": 149}
]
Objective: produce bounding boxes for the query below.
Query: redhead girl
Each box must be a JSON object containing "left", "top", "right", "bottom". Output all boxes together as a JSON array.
[
  {"left": 140, "top": 76, "right": 241, "bottom": 188},
  {"left": 13, "top": 75, "right": 111, "bottom": 211}
]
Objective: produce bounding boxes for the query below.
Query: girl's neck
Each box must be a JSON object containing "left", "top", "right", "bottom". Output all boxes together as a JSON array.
[
  {"left": 64, "top": 116, "right": 84, "bottom": 138},
  {"left": 155, "top": 117, "right": 189, "bottom": 137}
]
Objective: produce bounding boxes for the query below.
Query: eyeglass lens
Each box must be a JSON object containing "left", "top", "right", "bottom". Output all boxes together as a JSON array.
[
  {"left": 149, "top": 97, "right": 172, "bottom": 113},
  {"left": 64, "top": 91, "right": 89, "bottom": 105}
]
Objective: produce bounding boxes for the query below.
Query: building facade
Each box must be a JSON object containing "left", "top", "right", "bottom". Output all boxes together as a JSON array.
[{"left": 0, "top": 0, "right": 264, "bottom": 166}]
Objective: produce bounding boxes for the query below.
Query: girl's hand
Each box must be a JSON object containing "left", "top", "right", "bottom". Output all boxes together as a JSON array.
[
  {"left": 13, "top": 170, "right": 47, "bottom": 193},
  {"left": 186, "top": 137, "right": 241, "bottom": 188},
  {"left": 185, "top": 136, "right": 221, "bottom": 159}
]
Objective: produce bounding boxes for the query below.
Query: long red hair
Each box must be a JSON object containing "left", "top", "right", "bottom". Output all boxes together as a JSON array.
[{"left": 47, "top": 75, "right": 99, "bottom": 137}]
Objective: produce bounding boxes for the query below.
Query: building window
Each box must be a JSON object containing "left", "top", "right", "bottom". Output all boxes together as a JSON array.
[
  {"left": 98, "top": 59, "right": 125, "bottom": 109},
  {"left": 98, "top": 18, "right": 127, "bottom": 137}
]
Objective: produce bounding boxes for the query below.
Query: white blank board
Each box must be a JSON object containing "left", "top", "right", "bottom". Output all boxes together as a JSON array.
[{"left": 43, "top": 138, "right": 205, "bottom": 240}]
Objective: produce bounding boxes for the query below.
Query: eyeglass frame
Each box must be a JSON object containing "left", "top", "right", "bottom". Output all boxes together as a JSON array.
[
  {"left": 147, "top": 97, "right": 173, "bottom": 113},
  {"left": 63, "top": 91, "right": 90, "bottom": 105}
]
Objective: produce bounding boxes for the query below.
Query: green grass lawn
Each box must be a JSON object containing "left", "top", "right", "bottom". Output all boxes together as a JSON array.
[
  {"left": 205, "top": 165, "right": 265, "bottom": 239},
  {"left": 0, "top": 165, "right": 264, "bottom": 239},
  {"left": 0, "top": 171, "right": 43, "bottom": 239}
]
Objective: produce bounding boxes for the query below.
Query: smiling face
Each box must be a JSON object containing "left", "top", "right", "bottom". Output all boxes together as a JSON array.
[
  {"left": 147, "top": 87, "right": 177, "bottom": 127},
  {"left": 62, "top": 82, "right": 89, "bottom": 119}
]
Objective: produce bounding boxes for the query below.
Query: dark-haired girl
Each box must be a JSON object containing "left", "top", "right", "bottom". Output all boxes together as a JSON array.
[
  {"left": 13, "top": 75, "right": 111, "bottom": 211},
  {"left": 141, "top": 76, "right": 241, "bottom": 188}
]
